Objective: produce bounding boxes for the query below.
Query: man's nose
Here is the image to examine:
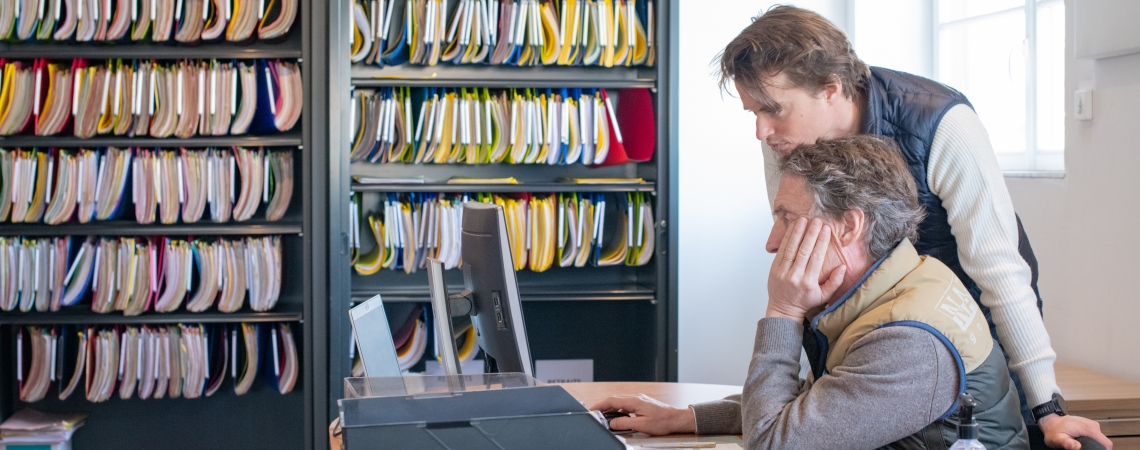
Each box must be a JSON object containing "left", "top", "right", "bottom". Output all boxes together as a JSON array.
[
  {"left": 755, "top": 115, "right": 774, "bottom": 141},
  {"left": 765, "top": 224, "right": 782, "bottom": 254}
]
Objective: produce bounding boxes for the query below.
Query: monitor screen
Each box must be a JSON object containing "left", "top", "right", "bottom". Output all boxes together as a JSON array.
[
  {"left": 461, "top": 201, "right": 534, "bottom": 377},
  {"left": 348, "top": 295, "right": 404, "bottom": 378}
]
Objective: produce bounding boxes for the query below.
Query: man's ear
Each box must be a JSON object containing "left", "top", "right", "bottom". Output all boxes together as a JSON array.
[
  {"left": 821, "top": 74, "right": 845, "bottom": 104},
  {"left": 837, "top": 209, "right": 865, "bottom": 247}
]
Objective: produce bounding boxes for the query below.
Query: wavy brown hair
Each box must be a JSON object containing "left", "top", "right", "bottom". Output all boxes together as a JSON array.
[
  {"left": 717, "top": 5, "right": 870, "bottom": 114},
  {"left": 778, "top": 136, "right": 925, "bottom": 260}
]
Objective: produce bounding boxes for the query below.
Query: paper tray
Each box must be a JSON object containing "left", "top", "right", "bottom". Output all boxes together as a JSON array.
[{"left": 338, "top": 374, "right": 624, "bottom": 450}]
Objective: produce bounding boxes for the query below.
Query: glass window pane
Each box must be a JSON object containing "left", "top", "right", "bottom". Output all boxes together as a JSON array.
[
  {"left": 1037, "top": 1, "right": 1065, "bottom": 154},
  {"left": 938, "top": 9, "right": 1027, "bottom": 154},
  {"left": 940, "top": 0, "right": 1024, "bottom": 24}
]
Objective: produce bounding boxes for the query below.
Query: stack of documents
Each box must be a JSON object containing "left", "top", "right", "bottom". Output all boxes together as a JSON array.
[
  {"left": 0, "top": 235, "right": 283, "bottom": 315},
  {"left": 351, "top": 191, "right": 653, "bottom": 274},
  {"left": 351, "top": 86, "right": 655, "bottom": 165},
  {"left": 13, "top": 322, "right": 298, "bottom": 403},
  {"left": 0, "top": 0, "right": 297, "bottom": 42},
  {"left": 351, "top": 0, "right": 655, "bottom": 67},
  {"left": 0, "top": 58, "right": 302, "bottom": 137},
  {"left": 0, "top": 409, "right": 86, "bottom": 445},
  {"left": 0, "top": 147, "right": 295, "bottom": 225}
]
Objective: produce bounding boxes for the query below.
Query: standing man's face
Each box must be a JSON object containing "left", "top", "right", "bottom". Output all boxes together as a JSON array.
[{"left": 736, "top": 73, "right": 848, "bottom": 155}]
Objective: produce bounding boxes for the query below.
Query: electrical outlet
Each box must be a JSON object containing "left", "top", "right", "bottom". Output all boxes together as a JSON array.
[{"left": 1075, "top": 90, "right": 1093, "bottom": 121}]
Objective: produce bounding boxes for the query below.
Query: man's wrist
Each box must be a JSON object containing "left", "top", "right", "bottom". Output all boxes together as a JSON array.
[
  {"left": 1036, "top": 413, "right": 1060, "bottom": 427},
  {"left": 682, "top": 406, "right": 699, "bottom": 434},
  {"left": 766, "top": 305, "right": 806, "bottom": 321}
]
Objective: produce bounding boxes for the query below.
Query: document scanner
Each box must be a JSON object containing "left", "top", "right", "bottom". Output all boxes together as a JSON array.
[{"left": 337, "top": 373, "right": 624, "bottom": 450}]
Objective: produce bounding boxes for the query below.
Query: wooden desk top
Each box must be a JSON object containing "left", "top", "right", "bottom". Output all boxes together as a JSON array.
[
  {"left": 556, "top": 381, "right": 742, "bottom": 410},
  {"left": 1057, "top": 363, "right": 1140, "bottom": 420}
]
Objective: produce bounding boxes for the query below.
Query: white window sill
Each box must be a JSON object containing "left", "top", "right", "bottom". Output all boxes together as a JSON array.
[{"left": 1003, "top": 171, "right": 1066, "bottom": 179}]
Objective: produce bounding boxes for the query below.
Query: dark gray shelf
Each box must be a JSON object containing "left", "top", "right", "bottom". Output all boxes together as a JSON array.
[
  {"left": 0, "top": 31, "right": 303, "bottom": 59},
  {"left": 351, "top": 182, "right": 656, "bottom": 193},
  {"left": 0, "top": 304, "right": 303, "bottom": 325},
  {"left": 0, "top": 219, "right": 302, "bottom": 236},
  {"left": 351, "top": 64, "right": 656, "bottom": 88},
  {"left": 351, "top": 285, "right": 655, "bottom": 303},
  {"left": 0, "top": 130, "right": 302, "bottom": 148}
]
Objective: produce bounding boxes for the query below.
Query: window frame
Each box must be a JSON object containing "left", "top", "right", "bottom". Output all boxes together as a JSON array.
[{"left": 932, "top": 0, "right": 1065, "bottom": 173}]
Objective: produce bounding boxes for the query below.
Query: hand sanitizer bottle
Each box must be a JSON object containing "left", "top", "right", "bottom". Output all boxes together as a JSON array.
[{"left": 950, "top": 393, "right": 986, "bottom": 450}]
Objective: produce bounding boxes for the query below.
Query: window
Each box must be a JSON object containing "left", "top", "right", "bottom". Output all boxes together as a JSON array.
[{"left": 935, "top": 0, "right": 1065, "bottom": 172}]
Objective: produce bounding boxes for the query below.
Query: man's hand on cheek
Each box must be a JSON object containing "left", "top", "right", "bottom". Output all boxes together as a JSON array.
[{"left": 767, "top": 218, "right": 847, "bottom": 321}]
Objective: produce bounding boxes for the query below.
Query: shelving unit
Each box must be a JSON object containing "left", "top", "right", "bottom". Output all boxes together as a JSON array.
[
  {"left": 0, "top": 0, "right": 326, "bottom": 448},
  {"left": 321, "top": 0, "right": 680, "bottom": 435}
]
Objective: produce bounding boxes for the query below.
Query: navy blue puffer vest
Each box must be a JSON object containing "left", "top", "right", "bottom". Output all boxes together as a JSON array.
[{"left": 858, "top": 67, "right": 1042, "bottom": 316}]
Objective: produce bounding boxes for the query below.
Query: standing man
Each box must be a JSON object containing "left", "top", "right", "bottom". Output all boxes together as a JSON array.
[{"left": 595, "top": 6, "right": 1109, "bottom": 449}]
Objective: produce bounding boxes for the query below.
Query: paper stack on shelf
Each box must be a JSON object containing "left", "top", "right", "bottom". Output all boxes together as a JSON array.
[
  {"left": 0, "top": 147, "right": 294, "bottom": 225},
  {"left": 0, "top": 0, "right": 297, "bottom": 42},
  {"left": 351, "top": 191, "right": 654, "bottom": 274},
  {"left": 0, "top": 409, "right": 86, "bottom": 445},
  {"left": 0, "top": 59, "right": 303, "bottom": 138},
  {"left": 351, "top": 86, "right": 655, "bottom": 165},
  {"left": 351, "top": 0, "right": 655, "bottom": 67},
  {"left": 12, "top": 322, "right": 298, "bottom": 403}
]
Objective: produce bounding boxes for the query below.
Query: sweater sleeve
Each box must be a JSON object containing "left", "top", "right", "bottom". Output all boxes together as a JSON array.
[
  {"left": 927, "top": 104, "right": 1060, "bottom": 407},
  {"left": 690, "top": 394, "right": 743, "bottom": 435},
  {"left": 741, "top": 318, "right": 959, "bottom": 450}
]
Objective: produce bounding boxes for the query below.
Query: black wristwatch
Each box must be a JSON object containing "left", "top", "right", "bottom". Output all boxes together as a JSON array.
[{"left": 1032, "top": 393, "right": 1069, "bottom": 423}]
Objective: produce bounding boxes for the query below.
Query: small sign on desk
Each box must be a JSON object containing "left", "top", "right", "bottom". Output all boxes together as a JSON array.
[{"left": 536, "top": 359, "right": 594, "bottom": 384}]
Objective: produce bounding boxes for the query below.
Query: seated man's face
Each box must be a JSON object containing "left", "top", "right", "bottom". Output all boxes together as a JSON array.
[{"left": 766, "top": 174, "right": 849, "bottom": 289}]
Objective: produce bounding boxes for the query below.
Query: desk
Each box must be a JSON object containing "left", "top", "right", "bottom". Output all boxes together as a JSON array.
[
  {"left": 329, "top": 367, "right": 1140, "bottom": 449},
  {"left": 327, "top": 381, "right": 742, "bottom": 450},
  {"left": 1057, "top": 363, "right": 1140, "bottom": 449}
]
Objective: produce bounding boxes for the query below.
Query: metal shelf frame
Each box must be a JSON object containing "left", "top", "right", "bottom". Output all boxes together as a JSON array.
[
  {"left": 319, "top": 0, "right": 674, "bottom": 446},
  {"left": 0, "top": 307, "right": 304, "bottom": 325},
  {"left": 0, "top": 130, "right": 303, "bottom": 148},
  {"left": 0, "top": 31, "right": 304, "bottom": 59},
  {"left": 0, "top": 220, "right": 303, "bottom": 236},
  {"left": 0, "top": 2, "right": 325, "bottom": 450},
  {"left": 351, "top": 64, "right": 656, "bottom": 88},
  {"left": 350, "top": 182, "right": 657, "bottom": 193}
]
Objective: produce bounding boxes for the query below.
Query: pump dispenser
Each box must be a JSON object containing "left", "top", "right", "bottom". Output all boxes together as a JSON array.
[{"left": 950, "top": 393, "right": 986, "bottom": 450}]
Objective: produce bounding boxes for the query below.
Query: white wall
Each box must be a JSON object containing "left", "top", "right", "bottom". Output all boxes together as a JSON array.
[
  {"left": 676, "top": 0, "right": 847, "bottom": 386},
  {"left": 1003, "top": 0, "right": 1140, "bottom": 382}
]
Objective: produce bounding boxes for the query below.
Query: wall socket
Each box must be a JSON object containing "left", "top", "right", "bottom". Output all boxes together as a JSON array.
[{"left": 1075, "top": 89, "right": 1093, "bottom": 121}]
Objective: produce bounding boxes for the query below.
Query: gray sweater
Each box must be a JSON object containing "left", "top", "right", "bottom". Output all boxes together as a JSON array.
[{"left": 690, "top": 318, "right": 959, "bottom": 450}]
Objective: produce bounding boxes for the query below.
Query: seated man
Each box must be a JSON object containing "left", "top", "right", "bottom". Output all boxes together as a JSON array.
[{"left": 593, "top": 136, "right": 1029, "bottom": 449}]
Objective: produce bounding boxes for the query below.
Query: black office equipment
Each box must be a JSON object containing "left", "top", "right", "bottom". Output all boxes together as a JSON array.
[{"left": 337, "top": 373, "right": 624, "bottom": 450}]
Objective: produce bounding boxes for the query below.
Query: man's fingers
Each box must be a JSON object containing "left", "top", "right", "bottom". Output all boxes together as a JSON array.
[
  {"left": 820, "top": 264, "right": 847, "bottom": 300},
  {"left": 779, "top": 218, "right": 808, "bottom": 271},
  {"left": 590, "top": 396, "right": 642, "bottom": 413},
  {"left": 607, "top": 416, "right": 637, "bottom": 431},
  {"left": 610, "top": 416, "right": 668, "bottom": 436},
  {"left": 805, "top": 225, "right": 832, "bottom": 280},
  {"left": 790, "top": 218, "right": 823, "bottom": 275}
]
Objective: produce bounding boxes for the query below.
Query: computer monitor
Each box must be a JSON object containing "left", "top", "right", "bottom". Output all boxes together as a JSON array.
[
  {"left": 427, "top": 259, "right": 462, "bottom": 376},
  {"left": 429, "top": 201, "right": 534, "bottom": 378},
  {"left": 348, "top": 295, "right": 404, "bottom": 378}
]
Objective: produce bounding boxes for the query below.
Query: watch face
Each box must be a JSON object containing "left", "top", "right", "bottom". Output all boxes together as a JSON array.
[{"left": 1054, "top": 393, "right": 1069, "bottom": 415}]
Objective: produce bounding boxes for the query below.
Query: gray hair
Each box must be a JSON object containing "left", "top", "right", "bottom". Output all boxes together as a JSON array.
[{"left": 777, "top": 136, "right": 926, "bottom": 260}]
